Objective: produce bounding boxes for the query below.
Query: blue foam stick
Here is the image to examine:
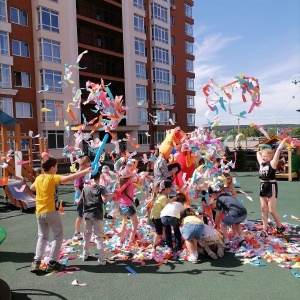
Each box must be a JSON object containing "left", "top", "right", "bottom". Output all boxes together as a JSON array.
[
  {"left": 125, "top": 266, "right": 137, "bottom": 275},
  {"left": 91, "top": 134, "right": 109, "bottom": 175}
]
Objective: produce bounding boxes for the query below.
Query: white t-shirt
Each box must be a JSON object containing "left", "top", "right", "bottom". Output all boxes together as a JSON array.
[{"left": 160, "top": 202, "right": 185, "bottom": 219}]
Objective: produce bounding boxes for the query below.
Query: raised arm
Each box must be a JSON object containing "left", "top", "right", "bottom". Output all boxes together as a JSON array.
[
  {"left": 270, "top": 138, "right": 288, "bottom": 169},
  {"left": 60, "top": 167, "right": 93, "bottom": 184}
]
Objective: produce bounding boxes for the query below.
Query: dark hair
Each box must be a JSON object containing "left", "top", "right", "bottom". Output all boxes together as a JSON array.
[
  {"left": 91, "top": 171, "right": 100, "bottom": 181},
  {"left": 175, "top": 192, "right": 186, "bottom": 203},
  {"left": 41, "top": 157, "right": 57, "bottom": 172},
  {"left": 159, "top": 179, "right": 172, "bottom": 191},
  {"left": 180, "top": 207, "right": 196, "bottom": 223}
]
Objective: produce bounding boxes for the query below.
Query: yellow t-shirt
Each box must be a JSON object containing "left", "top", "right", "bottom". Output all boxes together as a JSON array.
[
  {"left": 150, "top": 193, "right": 168, "bottom": 219},
  {"left": 35, "top": 174, "right": 62, "bottom": 214},
  {"left": 183, "top": 215, "right": 203, "bottom": 225}
]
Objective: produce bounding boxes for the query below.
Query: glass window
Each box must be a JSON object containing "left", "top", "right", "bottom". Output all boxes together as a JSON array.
[
  {"left": 16, "top": 102, "right": 32, "bottom": 118},
  {"left": 187, "top": 113, "right": 195, "bottom": 126},
  {"left": 156, "top": 110, "right": 169, "bottom": 125},
  {"left": 14, "top": 71, "right": 31, "bottom": 87},
  {"left": 136, "top": 84, "right": 147, "bottom": 103},
  {"left": 185, "top": 41, "right": 193, "bottom": 54},
  {"left": 138, "top": 131, "right": 150, "bottom": 145},
  {"left": 137, "top": 107, "right": 148, "bottom": 125},
  {"left": 42, "top": 99, "right": 63, "bottom": 122},
  {"left": 0, "top": 97, "right": 13, "bottom": 116},
  {"left": 12, "top": 39, "right": 29, "bottom": 57},
  {"left": 39, "top": 38, "right": 61, "bottom": 63},
  {"left": 0, "top": 64, "right": 11, "bottom": 88},
  {"left": 45, "top": 130, "right": 64, "bottom": 149},
  {"left": 171, "top": 35, "right": 175, "bottom": 46},
  {"left": 184, "top": 3, "right": 193, "bottom": 18},
  {"left": 186, "top": 77, "right": 194, "bottom": 91},
  {"left": 187, "top": 95, "right": 194, "bottom": 108},
  {"left": 0, "top": 0, "right": 7, "bottom": 22},
  {"left": 172, "top": 112, "right": 177, "bottom": 123},
  {"left": 172, "top": 74, "right": 176, "bottom": 85},
  {"left": 155, "top": 131, "right": 166, "bottom": 144},
  {"left": 134, "top": 13, "right": 144, "bottom": 33},
  {"left": 171, "top": 55, "right": 175, "bottom": 66},
  {"left": 134, "top": 37, "right": 145, "bottom": 56},
  {"left": 153, "top": 89, "right": 170, "bottom": 105},
  {"left": 0, "top": 30, "right": 8, "bottom": 55},
  {"left": 37, "top": 7, "right": 59, "bottom": 33},
  {"left": 152, "top": 25, "right": 168, "bottom": 43},
  {"left": 10, "top": 7, "right": 28, "bottom": 26},
  {"left": 153, "top": 67, "right": 169, "bottom": 85},
  {"left": 135, "top": 61, "right": 146, "bottom": 79},
  {"left": 170, "top": 16, "right": 175, "bottom": 26},
  {"left": 152, "top": 46, "right": 169, "bottom": 64},
  {"left": 172, "top": 93, "right": 176, "bottom": 105},
  {"left": 151, "top": 2, "right": 168, "bottom": 23},
  {"left": 186, "top": 59, "right": 194, "bottom": 72},
  {"left": 185, "top": 22, "right": 193, "bottom": 36},
  {"left": 133, "top": 0, "right": 144, "bottom": 9},
  {"left": 40, "top": 69, "right": 62, "bottom": 93}
]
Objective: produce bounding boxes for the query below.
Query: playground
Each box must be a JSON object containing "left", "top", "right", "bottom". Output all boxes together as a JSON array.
[{"left": 0, "top": 172, "right": 299, "bottom": 300}]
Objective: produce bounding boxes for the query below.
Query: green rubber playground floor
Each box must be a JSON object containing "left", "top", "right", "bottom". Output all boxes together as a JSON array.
[{"left": 0, "top": 172, "right": 299, "bottom": 300}]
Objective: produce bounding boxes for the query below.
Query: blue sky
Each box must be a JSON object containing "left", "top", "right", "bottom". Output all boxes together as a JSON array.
[{"left": 193, "top": 0, "right": 300, "bottom": 126}]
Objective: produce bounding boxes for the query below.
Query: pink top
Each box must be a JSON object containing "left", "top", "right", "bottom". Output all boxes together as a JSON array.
[{"left": 118, "top": 181, "right": 135, "bottom": 207}]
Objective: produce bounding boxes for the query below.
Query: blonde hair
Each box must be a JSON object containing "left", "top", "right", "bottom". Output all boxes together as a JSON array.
[
  {"left": 261, "top": 149, "right": 274, "bottom": 157},
  {"left": 79, "top": 156, "right": 91, "bottom": 166}
]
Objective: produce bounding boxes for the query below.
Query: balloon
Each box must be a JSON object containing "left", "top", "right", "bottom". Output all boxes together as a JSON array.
[{"left": 91, "top": 134, "right": 109, "bottom": 175}]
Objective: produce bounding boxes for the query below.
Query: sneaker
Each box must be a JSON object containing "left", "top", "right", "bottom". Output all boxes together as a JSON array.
[
  {"left": 30, "top": 260, "right": 41, "bottom": 273},
  {"left": 260, "top": 229, "right": 269, "bottom": 237},
  {"left": 238, "top": 239, "right": 247, "bottom": 247},
  {"left": 187, "top": 255, "right": 198, "bottom": 264},
  {"left": 82, "top": 252, "right": 90, "bottom": 261},
  {"left": 276, "top": 225, "right": 285, "bottom": 234},
  {"left": 224, "top": 243, "right": 230, "bottom": 251},
  {"left": 217, "top": 244, "right": 225, "bottom": 258},
  {"left": 98, "top": 259, "right": 106, "bottom": 265},
  {"left": 73, "top": 232, "right": 83, "bottom": 240},
  {"left": 45, "top": 261, "right": 66, "bottom": 273}
]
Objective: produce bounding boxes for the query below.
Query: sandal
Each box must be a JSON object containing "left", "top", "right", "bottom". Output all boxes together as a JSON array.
[{"left": 276, "top": 225, "right": 285, "bottom": 234}]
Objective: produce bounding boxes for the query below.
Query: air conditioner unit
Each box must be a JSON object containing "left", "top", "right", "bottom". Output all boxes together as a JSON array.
[{"left": 171, "top": 5, "right": 176, "bottom": 10}]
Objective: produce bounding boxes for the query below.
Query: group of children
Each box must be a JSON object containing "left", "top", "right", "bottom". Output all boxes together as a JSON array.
[{"left": 30, "top": 137, "right": 288, "bottom": 272}]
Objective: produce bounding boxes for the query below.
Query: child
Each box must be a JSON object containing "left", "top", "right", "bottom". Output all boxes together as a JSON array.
[
  {"left": 222, "top": 172, "right": 237, "bottom": 198},
  {"left": 180, "top": 207, "right": 204, "bottom": 263},
  {"left": 80, "top": 172, "right": 115, "bottom": 265},
  {"left": 30, "top": 157, "right": 92, "bottom": 273},
  {"left": 208, "top": 184, "right": 247, "bottom": 250},
  {"left": 100, "top": 165, "right": 114, "bottom": 219},
  {"left": 160, "top": 193, "right": 186, "bottom": 252},
  {"left": 256, "top": 138, "right": 288, "bottom": 236},
  {"left": 114, "top": 166, "right": 138, "bottom": 246},
  {"left": 150, "top": 179, "right": 173, "bottom": 249},
  {"left": 73, "top": 156, "right": 91, "bottom": 240}
]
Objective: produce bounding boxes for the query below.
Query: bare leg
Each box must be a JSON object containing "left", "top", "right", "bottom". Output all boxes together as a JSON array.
[
  {"left": 129, "top": 214, "right": 138, "bottom": 243},
  {"left": 260, "top": 197, "right": 269, "bottom": 230},
  {"left": 119, "top": 217, "right": 127, "bottom": 242},
  {"left": 268, "top": 196, "right": 282, "bottom": 228},
  {"left": 185, "top": 239, "right": 196, "bottom": 255},
  {"left": 75, "top": 217, "right": 82, "bottom": 233}
]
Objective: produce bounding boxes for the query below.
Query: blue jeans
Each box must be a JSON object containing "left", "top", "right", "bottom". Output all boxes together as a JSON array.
[{"left": 161, "top": 216, "right": 181, "bottom": 250}]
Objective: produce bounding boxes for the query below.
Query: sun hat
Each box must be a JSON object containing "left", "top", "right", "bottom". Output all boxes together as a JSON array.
[{"left": 119, "top": 166, "right": 134, "bottom": 179}]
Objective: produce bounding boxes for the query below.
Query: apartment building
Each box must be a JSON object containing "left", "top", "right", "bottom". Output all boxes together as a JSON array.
[{"left": 1, "top": 0, "right": 195, "bottom": 157}]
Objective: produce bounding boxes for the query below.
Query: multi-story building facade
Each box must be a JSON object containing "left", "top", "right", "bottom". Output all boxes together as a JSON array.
[{"left": 1, "top": 0, "right": 195, "bottom": 158}]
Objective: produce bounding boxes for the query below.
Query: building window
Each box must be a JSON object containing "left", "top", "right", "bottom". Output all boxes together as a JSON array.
[
  {"left": 187, "top": 95, "right": 194, "bottom": 108},
  {"left": 186, "top": 77, "right": 194, "bottom": 91},
  {"left": 42, "top": 99, "right": 63, "bottom": 122},
  {"left": 45, "top": 130, "right": 64, "bottom": 149},
  {"left": 151, "top": 2, "right": 168, "bottom": 23},
  {"left": 187, "top": 113, "right": 195, "bottom": 126},
  {"left": 137, "top": 107, "right": 148, "bottom": 125},
  {"left": 152, "top": 46, "right": 169, "bottom": 64},
  {"left": 156, "top": 110, "right": 169, "bottom": 125},
  {"left": 170, "top": 15, "right": 175, "bottom": 26},
  {"left": 185, "top": 41, "right": 193, "bottom": 54},
  {"left": 14, "top": 71, "right": 31, "bottom": 87},
  {"left": 135, "top": 61, "right": 146, "bottom": 79},
  {"left": 172, "top": 112, "right": 177, "bottom": 123},
  {"left": 172, "top": 74, "right": 176, "bottom": 85},
  {"left": 0, "top": 31, "right": 8, "bottom": 55},
  {"left": 153, "top": 89, "right": 170, "bottom": 105},
  {"left": 40, "top": 69, "right": 62, "bottom": 93},
  {"left": 12, "top": 39, "right": 29, "bottom": 57},
  {"left": 0, "top": 64, "right": 11, "bottom": 88},
  {"left": 138, "top": 131, "right": 150, "bottom": 145},
  {"left": 171, "top": 55, "right": 175, "bottom": 66},
  {"left": 134, "top": 13, "right": 144, "bottom": 33},
  {"left": 186, "top": 59, "right": 194, "bottom": 72},
  {"left": 16, "top": 102, "right": 32, "bottom": 118},
  {"left": 155, "top": 131, "right": 166, "bottom": 144},
  {"left": 171, "top": 35, "right": 175, "bottom": 46},
  {"left": 152, "top": 25, "right": 168, "bottom": 43},
  {"left": 134, "top": 37, "right": 145, "bottom": 56},
  {"left": 10, "top": 7, "right": 28, "bottom": 26},
  {"left": 184, "top": 3, "right": 193, "bottom": 18},
  {"left": 172, "top": 93, "right": 176, "bottom": 105},
  {"left": 37, "top": 7, "right": 59, "bottom": 33},
  {"left": 185, "top": 22, "right": 193, "bottom": 37},
  {"left": 0, "top": 0, "right": 7, "bottom": 21},
  {"left": 39, "top": 38, "right": 61, "bottom": 63},
  {"left": 153, "top": 67, "right": 169, "bottom": 85},
  {"left": 0, "top": 97, "right": 13, "bottom": 116},
  {"left": 133, "top": 0, "right": 144, "bottom": 10},
  {"left": 136, "top": 84, "right": 147, "bottom": 103}
]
